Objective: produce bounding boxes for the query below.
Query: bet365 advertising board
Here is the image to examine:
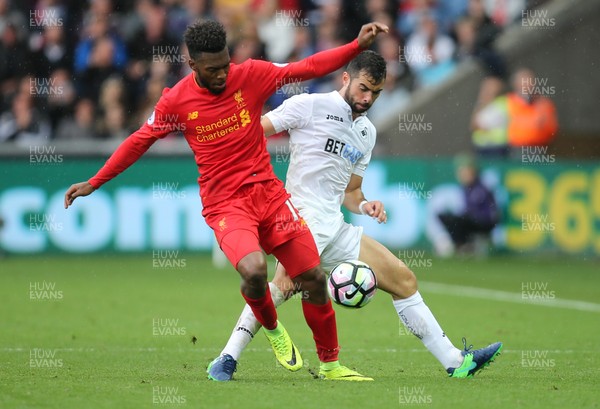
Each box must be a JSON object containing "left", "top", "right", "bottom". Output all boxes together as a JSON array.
[{"left": 1, "top": 154, "right": 598, "bottom": 255}]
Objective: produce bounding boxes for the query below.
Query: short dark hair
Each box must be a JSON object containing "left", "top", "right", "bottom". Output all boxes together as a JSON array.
[
  {"left": 347, "top": 50, "right": 387, "bottom": 84},
  {"left": 184, "top": 20, "right": 227, "bottom": 59}
]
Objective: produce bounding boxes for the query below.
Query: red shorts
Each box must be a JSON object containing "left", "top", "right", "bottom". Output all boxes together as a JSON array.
[{"left": 203, "top": 179, "right": 320, "bottom": 278}]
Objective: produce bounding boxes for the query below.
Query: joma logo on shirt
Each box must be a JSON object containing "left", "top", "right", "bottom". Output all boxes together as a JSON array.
[
  {"left": 326, "top": 114, "right": 343, "bottom": 122},
  {"left": 324, "top": 138, "right": 363, "bottom": 164}
]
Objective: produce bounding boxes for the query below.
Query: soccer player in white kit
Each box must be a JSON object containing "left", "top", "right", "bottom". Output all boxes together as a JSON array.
[{"left": 207, "top": 51, "right": 502, "bottom": 381}]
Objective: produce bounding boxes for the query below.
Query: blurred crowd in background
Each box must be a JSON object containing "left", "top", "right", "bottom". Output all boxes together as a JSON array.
[{"left": 0, "top": 0, "right": 553, "bottom": 147}]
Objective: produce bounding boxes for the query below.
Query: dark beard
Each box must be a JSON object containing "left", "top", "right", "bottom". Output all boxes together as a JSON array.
[
  {"left": 344, "top": 87, "right": 369, "bottom": 114},
  {"left": 197, "top": 75, "right": 225, "bottom": 95}
]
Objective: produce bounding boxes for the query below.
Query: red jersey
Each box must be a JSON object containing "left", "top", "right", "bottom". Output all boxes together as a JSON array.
[{"left": 88, "top": 39, "right": 362, "bottom": 207}]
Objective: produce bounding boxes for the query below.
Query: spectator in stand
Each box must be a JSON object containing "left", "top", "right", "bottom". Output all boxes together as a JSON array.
[
  {"left": 483, "top": 0, "right": 525, "bottom": 27},
  {"left": 29, "top": 24, "right": 72, "bottom": 79},
  {"left": 376, "top": 32, "right": 412, "bottom": 88},
  {"left": 55, "top": 98, "right": 98, "bottom": 140},
  {"left": 99, "top": 103, "right": 128, "bottom": 140},
  {"left": 437, "top": 0, "right": 469, "bottom": 33},
  {"left": 87, "top": 0, "right": 115, "bottom": 21},
  {"left": 264, "top": 24, "right": 313, "bottom": 113},
  {"left": 287, "top": 25, "right": 314, "bottom": 61},
  {"left": 0, "top": 22, "right": 31, "bottom": 108},
  {"left": 253, "top": 0, "right": 295, "bottom": 62},
  {"left": 0, "top": 92, "right": 51, "bottom": 145},
  {"left": 121, "top": 1, "right": 182, "bottom": 105},
  {"left": 134, "top": 75, "right": 166, "bottom": 131},
  {"left": 74, "top": 13, "right": 127, "bottom": 100},
  {"left": 466, "top": 0, "right": 502, "bottom": 50},
  {"left": 0, "top": 0, "right": 513, "bottom": 144},
  {"left": 230, "top": 20, "right": 266, "bottom": 64},
  {"left": 405, "top": 12, "right": 455, "bottom": 87},
  {"left": 338, "top": 0, "right": 396, "bottom": 43},
  {"left": 0, "top": 0, "right": 26, "bottom": 34},
  {"left": 45, "top": 68, "right": 77, "bottom": 130},
  {"left": 471, "top": 67, "right": 558, "bottom": 156},
  {"left": 453, "top": 15, "right": 505, "bottom": 79},
  {"left": 122, "top": 2, "right": 178, "bottom": 62},
  {"left": 74, "top": 11, "right": 125, "bottom": 71},
  {"left": 132, "top": 60, "right": 173, "bottom": 129},
  {"left": 163, "top": 0, "right": 198, "bottom": 39},
  {"left": 181, "top": 0, "right": 213, "bottom": 26},
  {"left": 96, "top": 76, "right": 129, "bottom": 140}
]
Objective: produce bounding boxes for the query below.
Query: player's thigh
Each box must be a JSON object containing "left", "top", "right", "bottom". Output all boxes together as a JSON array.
[
  {"left": 204, "top": 205, "right": 261, "bottom": 270},
  {"left": 271, "top": 229, "right": 320, "bottom": 279},
  {"left": 261, "top": 196, "right": 321, "bottom": 278},
  {"left": 358, "top": 234, "right": 417, "bottom": 299}
]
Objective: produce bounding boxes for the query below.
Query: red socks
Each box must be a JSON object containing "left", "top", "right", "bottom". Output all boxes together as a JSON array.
[
  {"left": 302, "top": 300, "right": 340, "bottom": 362},
  {"left": 242, "top": 285, "right": 278, "bottom": 330}
]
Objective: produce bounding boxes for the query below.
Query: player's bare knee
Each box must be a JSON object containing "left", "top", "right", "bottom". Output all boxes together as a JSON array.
[
  {"left": 237, "top": 253, "right": 268, "bottom": 291},
  {"left": 381, "top": 262, "right": 418, "bottom": 299},
  {"left": 391, "top": 268, "right": 418, "bottom": 299},
  {"left": 403, "top": 268, "right": 418, "bottom": 293},
  {"left": 295, "top": 266, "right": 326, "bottom": 285}
]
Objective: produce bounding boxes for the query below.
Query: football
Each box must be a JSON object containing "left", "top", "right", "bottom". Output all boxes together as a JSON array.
[{"left": 327, "top": 260, "right": 377, "bottom": 308}]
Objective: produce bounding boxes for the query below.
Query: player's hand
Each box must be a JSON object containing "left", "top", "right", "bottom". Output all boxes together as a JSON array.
[
  {"left": 64, "top": 182, "right": 95, "bottom": 209},
  {"left": 361, "top": 200, "right": 387, "bottom": 224},
  {"left": 356, "top": 22, "right": 389, "bottom": 49}
]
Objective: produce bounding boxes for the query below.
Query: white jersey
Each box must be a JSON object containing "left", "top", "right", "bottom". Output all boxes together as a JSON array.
[{"left": 266, "top": 91, "right": 376, "bottom": 253}]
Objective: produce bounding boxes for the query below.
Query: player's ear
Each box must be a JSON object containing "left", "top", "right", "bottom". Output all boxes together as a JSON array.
[
  {"left": 342, "top": 71, "right": 350, "bottom": 87},
  {"left": 188, "top": 56, "right": 196, "bottom": 71}
]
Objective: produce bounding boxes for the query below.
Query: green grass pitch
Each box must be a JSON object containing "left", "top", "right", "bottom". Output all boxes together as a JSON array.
[{"left": 1, "top": 253, "right": 599, "bottom": 409}]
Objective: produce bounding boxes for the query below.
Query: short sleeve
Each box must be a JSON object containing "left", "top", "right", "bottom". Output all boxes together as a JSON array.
[{"left": 264, "top": 93, "right": 313, "bottom": 133}]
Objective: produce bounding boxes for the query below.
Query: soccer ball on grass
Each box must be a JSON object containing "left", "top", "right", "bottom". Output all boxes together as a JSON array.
[{"left": 327, "top": 260, "right": 377, "bottom": 308}]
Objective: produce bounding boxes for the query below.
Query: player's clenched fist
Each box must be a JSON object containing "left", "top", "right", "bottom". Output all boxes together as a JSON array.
[
  {"left": 357, "top": 22, "right": 389, "bottom": 49},
  {"left": 64, "top": 182, "right": 95, "bottom": 209}
]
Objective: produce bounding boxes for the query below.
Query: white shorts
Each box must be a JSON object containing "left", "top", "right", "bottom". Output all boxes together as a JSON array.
[{"left": 307, "top": 214, "right": 363, "bottom": 272}]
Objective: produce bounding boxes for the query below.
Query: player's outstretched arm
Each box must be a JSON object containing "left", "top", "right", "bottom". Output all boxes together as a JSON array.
[
  {"left": 64, "top": 182, "right": 95, "bottom": 209},
  {"left": 277, "top": 21, "right": 388, "bottom": 84},
  {"left": 343, "top": 174, "right": 387, "bottom": 224}
]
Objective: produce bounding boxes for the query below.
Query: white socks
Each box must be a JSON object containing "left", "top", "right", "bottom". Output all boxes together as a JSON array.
[
  {"left": 221, "top": 282, "right": 286, "bottom": 360},
  {"left": 393, "top": 291, "right": 463, "bottom": 369},
  {"left": 221, "top": 285, "right": 463, "bottom": 370}
]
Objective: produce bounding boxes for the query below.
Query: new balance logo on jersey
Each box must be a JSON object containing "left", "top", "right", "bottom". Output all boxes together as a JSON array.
[
  {"left": 324, "top": 138, "right": 363, "bottom": 164},
  {"left": 326, "top": 114, "right": 344, "bottom": 122}
]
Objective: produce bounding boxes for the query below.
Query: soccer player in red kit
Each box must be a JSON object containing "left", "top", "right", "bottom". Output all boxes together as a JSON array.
[{"left": 64, "top": 20, "right": 388, "bottom": 381}]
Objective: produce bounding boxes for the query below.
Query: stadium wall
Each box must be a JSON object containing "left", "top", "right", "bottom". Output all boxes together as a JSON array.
[{"left": 1, "top": 156, "right": 599, "bottom": 256}]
